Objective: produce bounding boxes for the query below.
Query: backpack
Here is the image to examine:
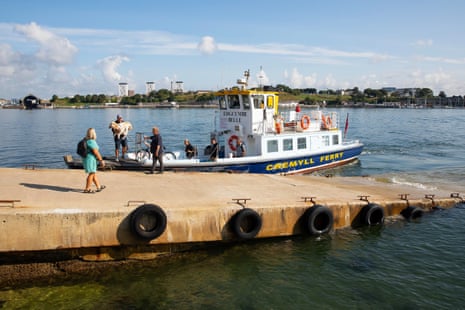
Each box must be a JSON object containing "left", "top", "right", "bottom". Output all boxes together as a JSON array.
[{"left": 76, "top": 138, "right": 88, "bottom": 157}]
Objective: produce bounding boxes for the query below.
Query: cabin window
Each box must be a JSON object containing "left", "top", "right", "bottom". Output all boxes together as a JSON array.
[
  {"left": 267, "top": 140, "right": 279, "bottom": 153},
  {"left": 322, "top": 136, "right": 330, "bottom": 147},
  {"left": 219, "top": 97, "right": 227, "bottom": 110},
  {"left": 267, "top": 96, "right": 274, "bottom": 109},
  {"left": 228, "top": 95, "right": 240, "bottom": 109},
  {"left": 332, "top": 134, "right": 339, "bottom": 145},
  {"left": 297, "top": 137, "right": 306, "bottom": 150},
  {"left": 253, "top": 95, "right": 265, "bottom": 109},
  {"left": 283, "top": 138, "right": 293, "bottom": 151},
  {"left": 242, "top": 95, "right": 251, "bottom": 109}
]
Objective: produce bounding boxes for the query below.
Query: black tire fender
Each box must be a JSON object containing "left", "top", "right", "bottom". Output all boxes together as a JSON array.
[
  {"left": 361, "top": 203, "right": 385, "bottom": 226},
  {"left": 401, "top": 206, "right": 423, "bottom": 221},
  {"left": 304, "top": 205, "right": 333, "bottom": 235},
  {"left": 232, "top": 208, "right": 262, "bottom": 239},
  {"left": 130, "top": 204, "right": 167, "bottom": 240}
]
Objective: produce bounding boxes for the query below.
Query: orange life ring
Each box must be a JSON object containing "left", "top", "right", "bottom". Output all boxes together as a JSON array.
[
  {"left": 275, "top": 121, "right": 282, "bottom": 134},
  {"left": 300, "top": 115, "right": 311, "bottom": 130},
  {"left": 228, "top": 135, "right": 239, "bottom": 151}
]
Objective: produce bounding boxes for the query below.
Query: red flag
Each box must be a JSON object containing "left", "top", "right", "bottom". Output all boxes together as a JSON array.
[{"left": 343, "top": 113, "right": 349, "bottom": 139}]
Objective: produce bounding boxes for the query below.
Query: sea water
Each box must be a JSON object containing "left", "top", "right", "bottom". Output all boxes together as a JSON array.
[{"left": 0, "top": 107, "right": 464, "bottom": 309}]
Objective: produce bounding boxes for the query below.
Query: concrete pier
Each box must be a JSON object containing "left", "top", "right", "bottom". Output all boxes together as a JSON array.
[{"left": 0, "top": 167, "right": 462, "bottom": 263}]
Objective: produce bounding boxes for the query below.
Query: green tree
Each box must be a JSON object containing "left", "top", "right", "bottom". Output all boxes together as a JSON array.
[
  {"left": 97, "top": 94, "right": 107, "bottom": 104},
  {"left": 156, "top": 89, "right": 172, "bottom": 102},
  {"left": 276, "top": 84, "right": 292, "bottom": 93},
  {"left": 416, "top": 88, "right": 433, "bottom": 98},
  {"left": 351, "top": 87, "right": 364, "bottom": 103}
]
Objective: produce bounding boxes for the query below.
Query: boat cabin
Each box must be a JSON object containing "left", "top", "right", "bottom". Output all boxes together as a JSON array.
[{"left": 213, "top": 84, "right": 341, "bottom": 160}]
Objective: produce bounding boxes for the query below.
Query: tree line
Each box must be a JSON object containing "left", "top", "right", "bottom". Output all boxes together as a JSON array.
[{"left": 49, "top": 85, "right": 460, "bottom": 107}]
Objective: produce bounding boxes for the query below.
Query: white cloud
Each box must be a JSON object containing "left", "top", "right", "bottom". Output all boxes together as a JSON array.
[
  {"left": 284, "top": 68, "right": 317, "bottom": 89},
  {"left": 96, "top": 55, "right": 129, "bottom": 82},
  {"left": 0, "top": 44, "right": 19, "bottom": 78},
  {"left": 417, "top": 55, "right": 465, "bottom": 65},
  {"left": 412, "top": 39, "right": 433, "bottom": 47},
  {"left": 14, "top": 22, "right": 78, "bottom": 65},
  {"left": 198, "top": 36, "right": 217, "bottom": 55}
]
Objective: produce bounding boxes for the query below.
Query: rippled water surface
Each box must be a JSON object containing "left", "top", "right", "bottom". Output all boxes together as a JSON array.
[{"left": 0, "top": 107, "right": 464, "bottom": 308}]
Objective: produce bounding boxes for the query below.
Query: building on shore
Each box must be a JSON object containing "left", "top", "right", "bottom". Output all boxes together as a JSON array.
[
  {"left": 171, "top": 81, "right": 184, "bottom": 94},
  {"left": 146, "top": 82, "right": 155, "bottom": 95},
  {"left": 118, "top": 83, "right": 129, "bottom": 97}
]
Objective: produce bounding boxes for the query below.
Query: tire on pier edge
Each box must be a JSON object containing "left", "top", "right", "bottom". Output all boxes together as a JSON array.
[
  {"left": 130, "top": 204, "right": 167, "bottom": 240},
  {"left": 401, "top": 206, "right": 424, "bottom": 221},
  {"left": 361, "top": 203, "right": 385, "bottom": 226},
  {"left": 231, "top": 208, "right": 262, "bottom": 240},
  {"left": 304, "top": 205, "right": 333, "bottom": 235}
]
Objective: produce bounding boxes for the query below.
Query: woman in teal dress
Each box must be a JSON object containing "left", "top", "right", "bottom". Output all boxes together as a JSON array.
[{"left": 82, "top": 128, "right": 106, "bottom": 193}]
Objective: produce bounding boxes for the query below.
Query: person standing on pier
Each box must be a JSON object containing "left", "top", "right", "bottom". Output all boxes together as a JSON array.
[
  {"left": 82, "top": 128, "right": 105, "bottom": 193},
  {"left": 146, "top": 126, "right": 164, "bottom": 174}
]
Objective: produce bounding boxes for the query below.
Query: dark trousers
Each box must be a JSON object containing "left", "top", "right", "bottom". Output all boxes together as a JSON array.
[{"left": 151, "top": 153, "right": 164, "bottom": 173}]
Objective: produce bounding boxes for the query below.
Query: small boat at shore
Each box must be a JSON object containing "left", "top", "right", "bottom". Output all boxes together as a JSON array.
[{"left": 64, "top": 70, "right": 363, "bottom": 174}]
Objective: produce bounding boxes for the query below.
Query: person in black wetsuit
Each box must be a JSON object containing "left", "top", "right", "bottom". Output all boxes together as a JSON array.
[
  {"left": 209, "top": 137, "right": 218, "bottom": 161},
  {"left": 184, "top": 139, "right": 195, "bottom": 159}
]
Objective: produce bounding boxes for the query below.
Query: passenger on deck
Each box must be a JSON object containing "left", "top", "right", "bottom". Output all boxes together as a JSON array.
[
  {"left": 209, "top": 138, "right": 219, "bottom": 161},
  {"left": 184, "top": 139, "right": 196, "bottom": 159},
  {"left": 237, "top": 138, "right": 246, "bottom": 157}
]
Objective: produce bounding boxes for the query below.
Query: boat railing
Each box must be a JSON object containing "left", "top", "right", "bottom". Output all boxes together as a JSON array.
[
  {"left": 134, "top": 132, "right": 148, "bottom": 152},
  {"left": 278, "top": 110, "right": 339, "bottom": 133}
]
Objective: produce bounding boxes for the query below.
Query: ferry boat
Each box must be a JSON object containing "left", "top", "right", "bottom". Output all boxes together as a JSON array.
[{"left": 64, "top": 70, "right": 363, "bottom": 174}]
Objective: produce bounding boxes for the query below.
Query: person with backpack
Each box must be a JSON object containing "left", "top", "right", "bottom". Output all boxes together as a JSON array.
[{"left": 81, "top": 128, "right": 106, "bottom": 193}]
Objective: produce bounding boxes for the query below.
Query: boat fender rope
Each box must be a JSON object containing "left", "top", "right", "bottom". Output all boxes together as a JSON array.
[
  {"left": 228, "top": 135, "right": 239, "bottom": 151},
  {"left": 232, "top": 208, "right": 262, "bottom": 239},
  {"left": 130, "top": 204, "right": 167, "bottom": 240},
  {"left": 300, "top": 115, "right": 311, "bottom": 130},
  {"left": 303, "top": 204, "right": 333, "bottom": 235}
]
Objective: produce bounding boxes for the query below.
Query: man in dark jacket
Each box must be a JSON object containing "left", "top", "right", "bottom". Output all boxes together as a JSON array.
[{"left": 146, "top": 126, "right": 164, "bottom": 174}]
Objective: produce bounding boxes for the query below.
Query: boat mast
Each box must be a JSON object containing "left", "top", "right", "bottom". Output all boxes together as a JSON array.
[
  {"left": 237, "top": 69, "right": 250, "bottom": 90},
  {"left": 258, "top": 66, "right": 264, "bottom": 90}
]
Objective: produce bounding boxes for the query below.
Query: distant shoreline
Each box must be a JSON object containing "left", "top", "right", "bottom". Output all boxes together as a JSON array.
[{"left": 2, "top": 102, "right": 464, "bottom": 110}]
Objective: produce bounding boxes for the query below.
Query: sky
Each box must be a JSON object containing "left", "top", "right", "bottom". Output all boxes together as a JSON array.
[{"left": 1, "top": 0, "right": 465, "bottom": 99}]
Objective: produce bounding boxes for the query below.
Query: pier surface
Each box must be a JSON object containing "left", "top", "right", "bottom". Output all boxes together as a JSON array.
[{"left": 0, "top": 167, "right": 461, "bottom": 262}]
